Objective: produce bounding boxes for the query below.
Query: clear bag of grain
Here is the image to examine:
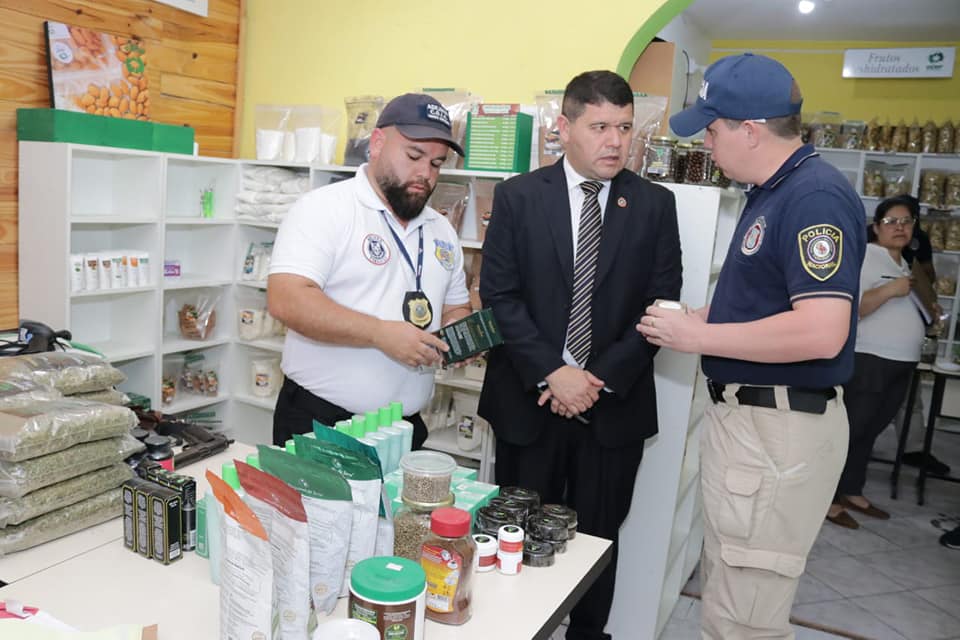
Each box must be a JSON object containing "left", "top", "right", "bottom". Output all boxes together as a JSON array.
[
  {"left": 0, "top": 462, "right": 131, "bottom": 528},
  {"left": 71, "top": 388, "right": 130, "bottom": 406},
  {"left": 920, "top": 170, "right": 946, "bottom": 207},
  {"left": 0, "top": 434, "right": 143, "bottom": 499},
  {"left": 0, "top": 399, "right": 137, "bottom": 462},
  {"left": 945, "top": 173, "right": 960, "bottom": 207},
  {"left": 907, "top": 118, "right": 923, "bottom": 152},
  {"left": 938, "top": 120, "right": 955, "bottom": 154},
  {"left": 863, "top": 161, "right": 886, "bottom": 197},
  {"left": 344, "top": 95, "right": 384, "bottom": 166},
  {"left": 946, "top": 219, "right": 960, "bottom": 251},
  {"left": 923, "top": 120, "right": 939, "bottom": 153},
  {"left": 927, "top": 218, "right": 947, "bottom": 251},
  {"left": 883, "top": 163, "right": 912, "bottom": 198},
  {"left": 0, "top": 380, "right": 63, "bottom": 411},
  {"left": 0, "top": 353, "right": 125, "bottom": 396},
  {"left": 535, "top": 91, "right": 564, "bottom": 168},
  {"left": 0, "top": 487, "right": 122, "bottom": 555},
  {"left": 890, "top": 119, "right": 909, "bottom": 152},
  {"left": 423, "top": 89, "right": 478, "bottom": 169}
]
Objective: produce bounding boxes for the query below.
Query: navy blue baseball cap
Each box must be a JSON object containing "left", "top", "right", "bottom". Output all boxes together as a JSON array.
[
  {"left": 375, "top": 93, "right": 465, "bottom": 156},
  {"left": 670, "top": 53, "right": 803, "bottom": 137}
]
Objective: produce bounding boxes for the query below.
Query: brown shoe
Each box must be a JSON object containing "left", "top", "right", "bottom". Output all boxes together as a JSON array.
[
  {"left": 839, "top": 496, "right": 890, "bottom": 520},
  {"left": 826, "top": 509, "right": 860, "bottom": 529}
]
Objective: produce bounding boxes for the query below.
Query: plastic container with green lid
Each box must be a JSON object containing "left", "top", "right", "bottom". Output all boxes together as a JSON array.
[
  {"left": 349, "top": 556, "right": 426, "bottom": 640},
  {"left": 400, "top": 450, "right": 456, "bottom": 503}
]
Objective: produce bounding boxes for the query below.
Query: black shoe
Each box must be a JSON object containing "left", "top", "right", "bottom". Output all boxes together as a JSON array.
[
  {"left": 940, "top": 525, "right": 960, "bottom": 550},
  {"left": 901, "top": 451, "right": 952, "bottom": 476}
]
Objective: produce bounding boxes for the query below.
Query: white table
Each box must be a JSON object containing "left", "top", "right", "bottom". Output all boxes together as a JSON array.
[{"left": 0, "top": 444, "right": 612, "bottom": 640}]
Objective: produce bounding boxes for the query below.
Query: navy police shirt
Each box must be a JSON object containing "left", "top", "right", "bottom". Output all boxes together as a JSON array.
[{"left": 702, "top": 144, "right": 867, "bottom": 387}]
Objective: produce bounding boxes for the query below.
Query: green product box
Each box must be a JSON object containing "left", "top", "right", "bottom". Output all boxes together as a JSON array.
[
  {"left": 17, "top": 108, "right": 153, "bottom": 150},
  {"left": 464, "top": 104, "right": 532, "bottom": 173},
  {"left": 153, "top": 122, "right": 195, "bottom": 154},
  {"left": 452, "top": 466, "right": 478, "bottom": 482},
  {"left": 455, "top": 480, "right": 499, "bottom": 507},
  {"left": 439, "top": 308, "right": 503, "bottom": 364}
]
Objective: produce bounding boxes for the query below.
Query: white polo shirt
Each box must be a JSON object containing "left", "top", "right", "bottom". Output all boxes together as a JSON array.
[
  {"left": 270, "top": 164, "right": 469, "bottom": 414},
  {"left": 855, "top": 242, "right": 924, "bottom": 362}
]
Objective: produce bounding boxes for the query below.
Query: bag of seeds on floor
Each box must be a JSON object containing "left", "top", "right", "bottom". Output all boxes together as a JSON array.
[
  {"left": 0, "top": 352, "right": 125, "bottom": 395},
  {"left": 294, "top": 434, "right": 382, "bottom": 597},
  {"left": 258, "top": 445, "right": 353, "bottom": 615},
  {"left": 71, "top": 387, "right": 131, "bottom": 406},
  {"left": 0, "top": 462, "right": 132, "bottom": 528},
  {"left": 0, "top": 434, "right": 143, "bottom": 498},
  {"left": 0, "top": 399, "right": 137, "bottom": 462},
  {"left": 0, "top": 380, "right": 63, "bottom": 411},
  {"left": 207, "top": 471, "right": 273, "bottom": 640},
  {"left": 236, "top": 460, "right": 311, "bottom": 640},
  {"left": 0, "top": 487, "right": 122, "bottom": 555}
]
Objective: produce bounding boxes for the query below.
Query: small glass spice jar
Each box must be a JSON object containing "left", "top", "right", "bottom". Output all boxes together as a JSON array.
[
  {"left": 643, "top": 136, "right": 676, "bottom": 182},
  {"left": 421, "top": 507, "right": 476, "bottom": 625}
]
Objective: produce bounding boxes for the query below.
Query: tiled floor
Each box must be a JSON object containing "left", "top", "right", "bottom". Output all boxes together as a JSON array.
[{"left": 665, "top": 411, "right": 960, "bottom": 640}]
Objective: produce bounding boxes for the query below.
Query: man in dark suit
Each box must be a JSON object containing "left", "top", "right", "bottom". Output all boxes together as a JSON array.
[{"left": 478, "top": 70, "right": 682, "bottom": 640}]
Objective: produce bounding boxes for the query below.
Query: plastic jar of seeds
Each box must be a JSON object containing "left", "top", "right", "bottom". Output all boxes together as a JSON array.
[
  {"left": 393, "top": 493, "right": 455, "bottom": 561},
  {"left": 643, "top": 136, "right": 676, "bottom": 182},
  {"left": 400, "top": 450, "right": 456, "bottom": 504},
  {"left": 685, "top": 140, "right": 710, "bottom": 184},
  {"left": 421, "top": 507, "right": 476, "bottom": 625}
]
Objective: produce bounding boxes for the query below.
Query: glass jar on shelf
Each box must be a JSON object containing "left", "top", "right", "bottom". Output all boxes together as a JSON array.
[
  {"left": 672, "top": 143, "right": 691, "bottom": 184},
  {"left": 684, "top": 140, "right": 710, "bottom": 184},
  {"left": 642, "top": 136, "right": 676, "bottom": 182}
]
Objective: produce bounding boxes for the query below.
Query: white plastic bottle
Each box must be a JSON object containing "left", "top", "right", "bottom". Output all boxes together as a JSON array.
[{"left": 389, "top": 402, "right": 415, "bottom": 457}]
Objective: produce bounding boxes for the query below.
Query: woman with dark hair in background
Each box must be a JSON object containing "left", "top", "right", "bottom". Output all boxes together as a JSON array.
[{"left": 827, "top": 196, "right": 927, "bottom": 528}]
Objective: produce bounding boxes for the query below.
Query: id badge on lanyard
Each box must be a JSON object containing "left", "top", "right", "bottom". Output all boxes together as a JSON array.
[{"left": 382, "top": 212, "right": 433, "bottom": 329}]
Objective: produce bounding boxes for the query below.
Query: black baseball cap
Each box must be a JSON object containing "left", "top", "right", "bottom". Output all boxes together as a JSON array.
[{"left": 375, "top": 93, "right": 465, "bottom": 156}]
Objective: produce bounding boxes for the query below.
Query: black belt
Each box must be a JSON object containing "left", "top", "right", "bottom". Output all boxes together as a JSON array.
[{"left": 707, "top": 380, "right": 836, "bottom": 415}]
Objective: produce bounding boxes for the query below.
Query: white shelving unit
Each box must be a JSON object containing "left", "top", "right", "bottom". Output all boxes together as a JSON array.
[
  {"left": 18, "top": 140, "right": 517, "bottom": 452},
  {"left": 608, "top": 184, "right": 744, "bottom": 640},
  {"left": 818, "top": 148, "right": 960, "bottom": 413}
]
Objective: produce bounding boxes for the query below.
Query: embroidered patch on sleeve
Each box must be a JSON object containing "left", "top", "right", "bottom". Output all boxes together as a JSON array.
[{"left": 798, "top": 224, "right": 843, "bottom": 281}]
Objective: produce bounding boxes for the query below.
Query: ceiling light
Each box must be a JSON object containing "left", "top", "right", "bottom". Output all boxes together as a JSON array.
[{"left": 798, "top": 0, "right": 815, "bottom": 13}]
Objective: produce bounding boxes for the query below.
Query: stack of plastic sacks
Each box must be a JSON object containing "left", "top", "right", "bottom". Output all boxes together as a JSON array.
[
  {"left": 235, "top": 167, "right": 311, "bottom": 223},
  {"left": 0, "top": 353, "right": 143, "bottom": 555}
]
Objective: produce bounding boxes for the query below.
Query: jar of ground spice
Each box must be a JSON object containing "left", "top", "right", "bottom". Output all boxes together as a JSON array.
[
  {"left": 420, "top": 507, "right": 476, "bottom": 625},
  {"left": 400, "top": 450, "right": 455, "bottom": 504}
]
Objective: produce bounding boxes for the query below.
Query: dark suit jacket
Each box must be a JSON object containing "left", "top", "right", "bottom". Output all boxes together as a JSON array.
[{"left": 477, "top": 160, "right": 682, "bottom": 449}]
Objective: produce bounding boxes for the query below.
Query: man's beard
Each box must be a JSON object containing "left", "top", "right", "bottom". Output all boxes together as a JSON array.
[{"left": 376, "top": 172, "right": 433, "bottom": 221}]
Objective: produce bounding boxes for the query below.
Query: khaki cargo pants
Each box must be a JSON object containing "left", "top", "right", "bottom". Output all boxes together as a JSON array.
[{"left": 700, "top": 385, "right": 848, "bottom": 639}]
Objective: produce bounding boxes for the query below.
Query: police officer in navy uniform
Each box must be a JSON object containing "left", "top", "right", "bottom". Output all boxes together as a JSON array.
[{"left": 637, "top": 54, "right": 866, "bottom": 639}]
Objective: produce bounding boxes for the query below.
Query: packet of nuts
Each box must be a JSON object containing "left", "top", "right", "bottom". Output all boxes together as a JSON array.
[{"left": 45, "top": 21, "right": 151, "bottom": 121}]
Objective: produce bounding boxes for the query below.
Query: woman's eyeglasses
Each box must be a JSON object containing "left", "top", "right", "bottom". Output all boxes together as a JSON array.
[{"left": 878, "top": 216, "right": 916, "bottom": 227}]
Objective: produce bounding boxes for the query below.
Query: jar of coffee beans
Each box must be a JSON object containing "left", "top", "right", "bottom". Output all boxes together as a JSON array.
[
  {"left": 673, "top": 143, "right": 691, "bottom": 184},
  {"left": 685, "top": 140, "right": 710, "bottom": 184}
]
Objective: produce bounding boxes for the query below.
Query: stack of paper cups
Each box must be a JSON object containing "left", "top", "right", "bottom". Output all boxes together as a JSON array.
[{"left": 497, "top": 524, "right": 524, "bottom": 575}]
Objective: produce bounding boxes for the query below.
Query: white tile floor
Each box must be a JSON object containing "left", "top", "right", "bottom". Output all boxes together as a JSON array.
[{"left": 660, "top": 413, "right": 960, "bottom": 640}]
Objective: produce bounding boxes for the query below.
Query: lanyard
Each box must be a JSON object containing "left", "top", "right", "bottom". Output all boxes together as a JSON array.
[{"left": 381, "top": 211, "right": 424, "bottom": 291}]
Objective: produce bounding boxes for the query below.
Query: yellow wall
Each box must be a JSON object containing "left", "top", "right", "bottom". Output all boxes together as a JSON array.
[
  {"left": 711, "top": 40, "right": 960, "bottom": 124},
  {"left": 240, "top": 0, "right": 669, "bottom": 158}
]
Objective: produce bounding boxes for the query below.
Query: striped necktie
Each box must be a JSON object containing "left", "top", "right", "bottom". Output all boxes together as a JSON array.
[{"left": 566, "top": 180, "right": 603, "bottom": 367}]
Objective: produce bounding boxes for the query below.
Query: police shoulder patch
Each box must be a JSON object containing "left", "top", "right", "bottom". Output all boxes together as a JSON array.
[{"left": 798, "top": 224, "right": 843, "bottom": 281}]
